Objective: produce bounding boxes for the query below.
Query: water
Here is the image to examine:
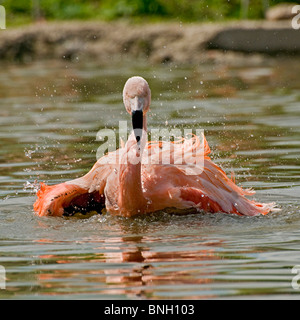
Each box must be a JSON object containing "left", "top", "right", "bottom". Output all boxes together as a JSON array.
[{"left": 0, "top": 58, "right": 300, "bottom": 299}]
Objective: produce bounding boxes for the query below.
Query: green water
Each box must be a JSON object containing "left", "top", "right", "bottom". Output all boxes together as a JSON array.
[{"left": 0, "top": 58, "right": 300, "bottom": 299}]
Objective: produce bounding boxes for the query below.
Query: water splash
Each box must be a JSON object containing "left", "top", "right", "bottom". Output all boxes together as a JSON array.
[{"left": 23, "top": 180, "right": 40, "bottom": 193}]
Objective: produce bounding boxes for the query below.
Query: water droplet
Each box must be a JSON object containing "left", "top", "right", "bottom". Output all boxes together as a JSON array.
[{"left": 25, "top": 149, "right": 35, "bottom": 159}]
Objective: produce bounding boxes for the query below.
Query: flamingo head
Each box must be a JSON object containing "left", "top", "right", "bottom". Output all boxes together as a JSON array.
[{"left": 123, "top": 76, "right": 151, "bottom": 144}]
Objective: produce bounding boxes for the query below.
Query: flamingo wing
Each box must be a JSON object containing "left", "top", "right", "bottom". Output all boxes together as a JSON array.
[
  {"left": 33, "top": 151, "right": 119, "bottom": 216},
  {"left": 142, "top": 135, "right": 276, "bottom": 216}
]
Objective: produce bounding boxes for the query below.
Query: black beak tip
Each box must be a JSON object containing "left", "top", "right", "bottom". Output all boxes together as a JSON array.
[{"left": 132, "top": 110, "right": 143, "bottom": 143}]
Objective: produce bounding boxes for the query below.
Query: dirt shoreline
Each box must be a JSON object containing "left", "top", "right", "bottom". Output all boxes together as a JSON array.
[{"left": 0, "top": 20, "right": 299, "bottom": 65}]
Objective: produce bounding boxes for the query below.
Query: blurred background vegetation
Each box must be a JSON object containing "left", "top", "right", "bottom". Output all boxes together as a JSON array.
[{"left": 0, "top": 0, "right": 297, "bottom": 26}]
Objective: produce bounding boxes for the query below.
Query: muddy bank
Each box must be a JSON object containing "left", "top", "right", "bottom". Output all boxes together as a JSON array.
[{"left": 0, "top": 20, "right": 299, "bottom": 65}]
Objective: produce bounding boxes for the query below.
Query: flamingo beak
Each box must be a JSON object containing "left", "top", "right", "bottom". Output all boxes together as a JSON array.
[
  {"left": 131, "top": 97, "right": 144, "bottom": 144},
  {"left": 132, "top": 110, "right": 143, "bottom": 144}
]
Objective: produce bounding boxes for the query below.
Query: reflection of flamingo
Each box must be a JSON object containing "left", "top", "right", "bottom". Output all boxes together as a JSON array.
[
  {"left": 34, "top": 234, "right": 219, "bottom": 299},
  {"left": 34, "top": 76, "right": 276, "bottom": 217}
]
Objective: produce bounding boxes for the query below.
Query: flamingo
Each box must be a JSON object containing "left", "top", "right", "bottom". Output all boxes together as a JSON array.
[{"left": 34, "top": 76, "right": 276, "bottom": 217}]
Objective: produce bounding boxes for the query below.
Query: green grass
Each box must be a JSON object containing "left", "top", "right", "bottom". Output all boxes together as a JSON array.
[{"left": 0, "top": 0, "right": 297, "bottom": 27}]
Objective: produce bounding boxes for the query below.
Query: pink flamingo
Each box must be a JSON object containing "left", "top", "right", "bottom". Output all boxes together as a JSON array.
[{"left": 34, "top": 76, "right": 276, "bottom": 217}]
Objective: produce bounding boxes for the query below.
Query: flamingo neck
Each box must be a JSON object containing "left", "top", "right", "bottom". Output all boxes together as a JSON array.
[{"left": 118, "top": 116, "right": 147, "bottom": 216}]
